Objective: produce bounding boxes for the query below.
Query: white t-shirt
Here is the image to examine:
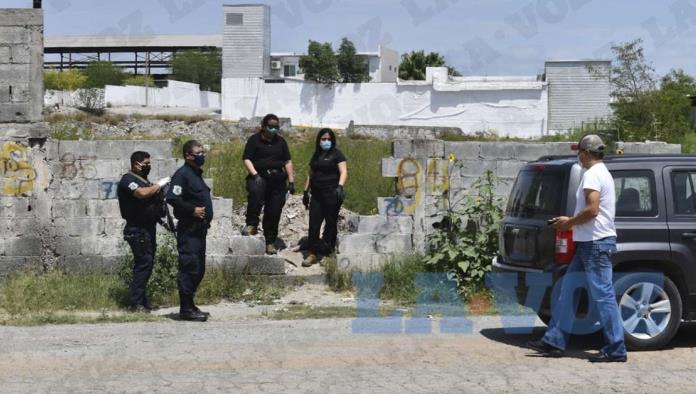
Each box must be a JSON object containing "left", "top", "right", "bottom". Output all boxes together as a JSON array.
[{"left": 573, "top": 162, "right": 617, "bottom": 242}]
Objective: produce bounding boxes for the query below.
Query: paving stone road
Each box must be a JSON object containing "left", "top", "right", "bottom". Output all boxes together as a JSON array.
[{"left": 1, "top": 316, "right": 696, "bottom": 393}]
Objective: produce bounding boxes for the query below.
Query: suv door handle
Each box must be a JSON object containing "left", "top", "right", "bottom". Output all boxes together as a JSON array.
[{"left": 682, "top": 232, "right": 696, "bottom": 238}]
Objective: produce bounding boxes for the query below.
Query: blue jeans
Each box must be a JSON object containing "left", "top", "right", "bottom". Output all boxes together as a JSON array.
[{"left": 542, "top": 237, "right": 627, "bottom": 357}]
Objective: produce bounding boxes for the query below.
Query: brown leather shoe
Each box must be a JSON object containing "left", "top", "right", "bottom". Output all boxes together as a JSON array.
[
  {"left": 242, "top": 225, "right": 258, "bottom": 236},
  {"left": 266, "top": 244, "right": 277, "bottom": 255}
]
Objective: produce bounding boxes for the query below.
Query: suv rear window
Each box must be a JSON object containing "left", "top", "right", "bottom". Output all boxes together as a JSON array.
[{"left": 506, "top": 169, "right": 565, "bottom": 217}]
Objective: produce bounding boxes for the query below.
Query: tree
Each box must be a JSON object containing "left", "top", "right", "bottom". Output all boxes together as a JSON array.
[
  {"left": 398, "top": 50, "right": 460, "bottom": 80},
  {"left": 44, "top": 69, "right": 87, "bottom": 91},
  {"left": 336, "top": 38, "right": 370, "bottom": 83},
  {"left": 83, "top": 61, "right": 125, "bottom": 88},
  {"left": 299, "top": 41, "right": 339, "bottom": 85},
  {"left": 609, "top": 39, "right": 696, "bottom": 142},
  {"left": 124, "top": 74, "right": 155, "bottom": 87},
  {"left": 171, "top": 49, "right": 222, "bottom": 92}
]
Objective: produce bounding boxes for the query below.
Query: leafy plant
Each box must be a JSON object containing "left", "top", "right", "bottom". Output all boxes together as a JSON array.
[
  {"left": 171, "top": 49, "right": 222, "bottom": 92},
  {"left": 299, "top": 40, "right": 340, "bottom": 85},
  {"left": 124, "top": 74, "right": 156, "bottom": 87},
  {"left": 425, "top": 169, "right": 505, "bottom": 296},
  {"left": 116, "top": 232, "right": 179, "bottom": 305},
  {"left": 398, "top": 50, "right": 460, "bottom": 80},
  {"left": 337, "top": 37, "right": 370, "bottom": 83},
  {"left": 77, "top": 88, "right": 105, "bottom": 115},
  {"left": 83, "top": 61, "right": 125, "bottom": 88},
  {"left": 44, "top": 69, "right": 88, "bottom": 91}
]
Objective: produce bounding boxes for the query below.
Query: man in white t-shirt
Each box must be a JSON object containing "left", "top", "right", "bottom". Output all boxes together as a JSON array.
[{"left": 527, "top": 134, "right": 627, "bottom": 363}]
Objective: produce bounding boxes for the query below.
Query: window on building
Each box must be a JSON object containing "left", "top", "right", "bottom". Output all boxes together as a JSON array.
[
  {"left": 284, "top": 64, "right": 297, "bottom": 77},
  {"left": 226, "top": 13, "right": 243, "bottom": 25},
  {"left": 612, "top": 170, "right": 657, "bottom": 217}
]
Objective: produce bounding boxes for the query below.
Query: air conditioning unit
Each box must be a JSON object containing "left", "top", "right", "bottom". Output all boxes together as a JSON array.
[{"left": 271, "top": 61, "right": 282, "bottom": 70}]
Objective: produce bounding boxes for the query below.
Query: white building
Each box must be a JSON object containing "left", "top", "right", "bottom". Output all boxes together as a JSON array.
[{"left": 270, "top": 46, "right": 400, "bottom": 83}]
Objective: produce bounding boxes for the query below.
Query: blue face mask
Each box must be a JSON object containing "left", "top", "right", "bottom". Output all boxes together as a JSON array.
[
  {"left": 193, "top": 153, "right": 205, "bottom": 167},
  {"left": 320, "top": 140, "right": 332, "bottom": 151},
  {"left": 266, "top": 126, "right": 279, "bottom": 135}
]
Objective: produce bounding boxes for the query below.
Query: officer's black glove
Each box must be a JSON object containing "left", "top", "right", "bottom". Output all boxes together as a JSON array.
[
  {"left": 336, "top": 185, "right": 345, "bottom": 204},
  {"left": 302, "top": 191, "right": 310, "bottom": 209},
  {"left": 288, "top": 182, "right": 296, "bottom": 195}
]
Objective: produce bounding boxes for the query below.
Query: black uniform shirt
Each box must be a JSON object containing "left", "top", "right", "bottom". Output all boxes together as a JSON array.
[
  {"left": 310, "top": 149, "right": 346, "bottom": 190},
  {"left": 117, "top": 172, "right": 156, "bottom": 227},
  {"left": 166, "top": 163, "right": 214, "bottom": 226},
  {"left": 242, "top": 133, "right": 291, "bottom": 171}
]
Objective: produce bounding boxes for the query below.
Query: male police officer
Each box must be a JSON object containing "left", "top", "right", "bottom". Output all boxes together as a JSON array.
[
  {"left": 117, "top": 151, "right": 171, "bottom": 312},
  {"left": 166, "top": 140, "right": 213, "bottom": 322}
]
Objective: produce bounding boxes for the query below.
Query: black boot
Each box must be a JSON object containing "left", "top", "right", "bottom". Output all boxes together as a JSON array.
[{"left": 179, "top": 294, "right": 207, "bottom": 322}]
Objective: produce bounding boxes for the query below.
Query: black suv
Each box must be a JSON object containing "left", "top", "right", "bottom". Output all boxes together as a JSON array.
[{"left": 493, "top": 154, "right": 696, "bottom": 350}]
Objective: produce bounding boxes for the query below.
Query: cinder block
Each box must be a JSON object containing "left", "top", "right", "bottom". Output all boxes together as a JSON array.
[
  {"left": 103, "top": 218, "right": 126, "bottom": 237},
  {"left": 94, "top": 141, "right": 135, "bottom": 160},
  {"left": 50, "top": 179, "right": 87, "bottom": 200},
  {"left": 375, "top": 234, "right": 412, "bottom": 254},
  {"left": 57, "top": 255, "right": 108, "bottom": 273},
  {"left": 0, "top": 27, "right": 29, "bottom": 44},
  {"left": 381, "top": 158, "right": 399, "bottom": 177},
  {"left": 444, "top": 142, "right": 480, "bottom": 161},
  {"left": 52, "top": 199, "right": 87, "bottom": 218},
  {"left": 355, "top": 215, "right": 414, "bottom": 235},
  {"left": 229, "top": 235, "right": 265, "bottom": 255},
  {"left": 54, "top": 218, "right": 104, "bottom": 237},
  {"left": 136, "top": 141, "right": 174, "bottom": 159},
  {"left": 377, "top": 197, "right": 414, "bottom": 217},
  {"left": 209, "top": 218, "right": 235, "bottom": 237},
  {"left": 0, "top": 198, "right": 35, "bottom": 218},
  {"left": 97, "top": 179, "right": 120, "bottom": 200},
  {"left": 2, "top": 218, "right": 38, "bottom": 237},
  {"left": 0, "top": 64, "right": 29, "bottom": 83},
  {"left": 55, "top": 236, "right": 81, "bottom": 256},
  {"left": 454, "top": 160, "right": 497, "bottom": 177},
  {"left": 212, "top": 198, "right": 233, "bottom": 218},
  {"left": 206, "top": 238, "right": 232, "bottom": 255},
  {"left": 86, "top": 199, "right": 121, "bottom": 218},
  {"left": 9, "top": 45, "right": 31, "bottom": 64},
  {"left": 245, "top": 256, "right": 286, "bottom": 274},
  {"left": 4, "top": 236, "right": 42, "bottom": 256},
  {"left": 479, "top": 143, "right": 516, "bottom": 160},
  {"left": 338, "top": 234, "right": 376, "bottom": 254},
  {"left": 80, "top": 236, "right": 123, "bottom": 256},
  {"left": 57, "top": 141, "right": 97, "bottom": 160},
  {"left": 623, "top": 142, "right": 682, "bottom": 154},
  {"left": 0, "top": 256, "right": 28, "bottom": 275},
  {"left": 496, "top": 160, "right": 524, "bottom": 178},
  {"left": 393, "top": 139, "right": 444, "bottom": 159},
  {"left": 515, "top": 143, "right": 560, "bottom": 161},
  {"left": 336, "top": 253, "right": 391, "bottom": 271}
]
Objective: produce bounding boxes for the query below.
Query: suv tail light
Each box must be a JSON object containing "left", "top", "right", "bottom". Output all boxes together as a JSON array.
[{"left": 555, "top": 230, "right": 575, "bottom": 264}]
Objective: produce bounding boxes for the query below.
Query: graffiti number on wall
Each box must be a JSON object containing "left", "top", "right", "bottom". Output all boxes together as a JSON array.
[{"left": 1, "top": 142, "right": 36, "bottom": 197}]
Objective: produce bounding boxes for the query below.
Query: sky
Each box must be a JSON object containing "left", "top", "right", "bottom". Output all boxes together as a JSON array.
[{"left": 6, "top": 0, "right": 696, "bottom": 77}]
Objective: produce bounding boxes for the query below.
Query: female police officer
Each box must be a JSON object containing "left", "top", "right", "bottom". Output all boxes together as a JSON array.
[
  {"left": 302, "top": 128, "right": 347, "bottom": 267},
  {"left": 242, "top": 114, "right": 296, "bottom": 255}
]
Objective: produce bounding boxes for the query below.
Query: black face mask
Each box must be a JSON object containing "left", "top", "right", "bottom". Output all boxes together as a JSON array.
[{"left": 139, "top": 164, "right": 151, "bottom": 177}]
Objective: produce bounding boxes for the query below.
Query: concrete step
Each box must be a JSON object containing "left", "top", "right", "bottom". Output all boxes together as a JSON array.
[{"left": 208, "top": 255, "right": 286, "bottom": 275}]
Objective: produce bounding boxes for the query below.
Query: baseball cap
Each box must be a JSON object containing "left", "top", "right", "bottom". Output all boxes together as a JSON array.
[{"left": 578, "top": 134, "right": 605, "bottom": 153}]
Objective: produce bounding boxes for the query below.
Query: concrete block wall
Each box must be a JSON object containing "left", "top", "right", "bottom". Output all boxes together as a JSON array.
[
  {"left": 337, "top": 139, "right": 682, "bottom": 271},
  {"left": 0, "top": 138, "right": 285, "bottom": 274},
  {"left": 0, "top": 9, "right": 43, "bottom": 123}
]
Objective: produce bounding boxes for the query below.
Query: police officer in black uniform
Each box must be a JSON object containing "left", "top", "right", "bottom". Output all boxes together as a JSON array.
[
  {"left": 242, "top": 114, "right": 296, "bottom": 255},
  {"left": 166, "top": 140, "right": 213, "bottom": 322},
  {"left": 117, "top": 151, "right": 171, "bottom": 312},
  {"left": 302, "top": 129, "right": 348, "bottom": 267}
]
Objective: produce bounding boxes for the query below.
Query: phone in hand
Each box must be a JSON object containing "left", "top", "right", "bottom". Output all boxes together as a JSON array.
[{"left": 547, "top": 218, "right": 559, "bottom": 226}]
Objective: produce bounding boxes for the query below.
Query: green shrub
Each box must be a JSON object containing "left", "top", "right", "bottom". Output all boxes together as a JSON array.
[
  {"left": 124, "top": 75, "right": 155, "bottom": 87},
  {"left": 44, "top": 69, "right": 88, "bottom": 91},
  {"left": 84, "top": 61, "right": 125, "bottom": 88},
  {"left": 425, "top": 169, "right": 506, "bottom": 296},
  {"left": 116, "top": 232, "right": 179, "bottom": 305}
]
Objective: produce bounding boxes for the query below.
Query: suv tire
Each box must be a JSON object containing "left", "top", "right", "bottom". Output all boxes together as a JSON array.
[{"left": 614, "top": 272, "right": 682, "bottom": 351}]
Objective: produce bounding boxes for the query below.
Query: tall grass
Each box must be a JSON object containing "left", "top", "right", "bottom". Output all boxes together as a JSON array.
[{"left": 203, "top": 134, "right": 394, "bottom": 214}]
